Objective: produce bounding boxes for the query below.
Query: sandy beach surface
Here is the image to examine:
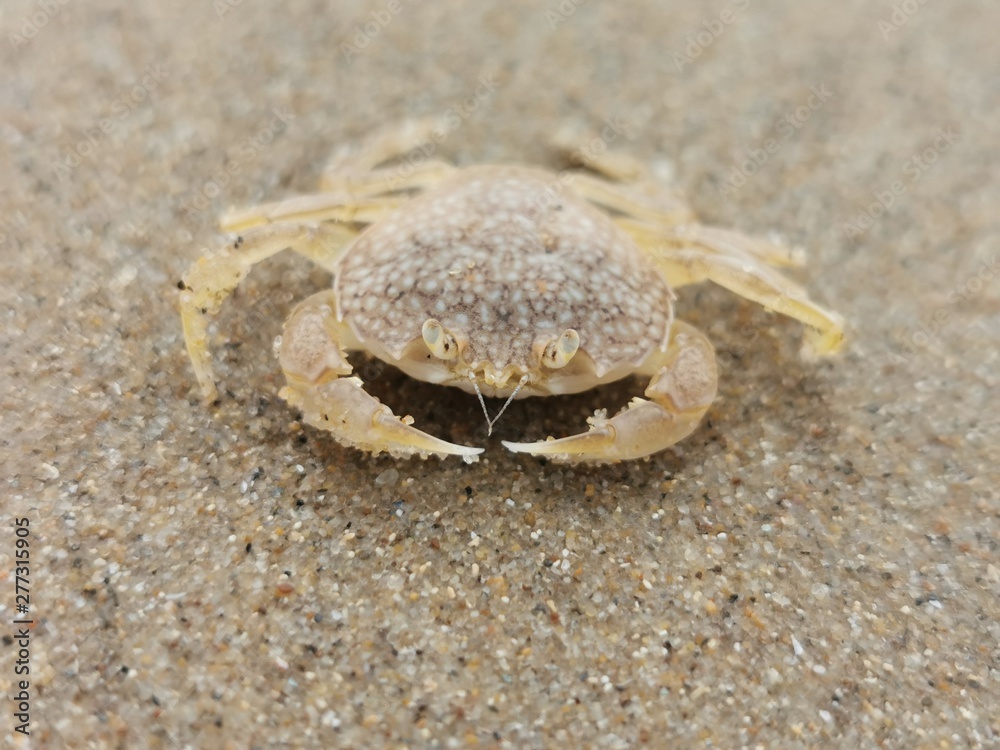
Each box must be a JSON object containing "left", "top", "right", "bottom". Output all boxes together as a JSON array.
[{"left": 3, "top": 1, "right": 998, "bottom": 747}]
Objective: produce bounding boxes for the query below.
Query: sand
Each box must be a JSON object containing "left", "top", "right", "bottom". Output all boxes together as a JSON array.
[{"left": 2, "top": 0, "right": 998, "bottom": 747}]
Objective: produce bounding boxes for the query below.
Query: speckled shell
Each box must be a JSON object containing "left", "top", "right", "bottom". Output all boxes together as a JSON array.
[{"left": 335, "top": 165, "right": 672, "bottom": 376}]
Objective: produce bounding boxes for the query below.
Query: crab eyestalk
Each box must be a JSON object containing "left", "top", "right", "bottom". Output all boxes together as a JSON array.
[
  {"left": 541, "top": 329, "right": 580, "bottom": 369},
  {"left": 422, "top": 319, "right": 460, "bottom": 360}
]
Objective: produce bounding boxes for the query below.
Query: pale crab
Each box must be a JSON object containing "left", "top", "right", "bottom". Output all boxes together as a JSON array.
[{"left": 180, "top": 122, "right": 844, "bottom": 463}]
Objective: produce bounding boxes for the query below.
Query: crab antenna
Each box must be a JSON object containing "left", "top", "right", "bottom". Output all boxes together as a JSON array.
[
  {"left": 471, "top": 375, "right": 492, "bottom": 434},
  {"left": 470, "top": 373, "right": 529, "bottom": 437},
  {"left": 488, "top": 375, "right": 529, "bottom": 436}
]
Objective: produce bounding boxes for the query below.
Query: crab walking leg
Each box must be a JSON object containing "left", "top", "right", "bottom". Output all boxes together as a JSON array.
[
  {"left": 648, "top": 246, "right": 846, "bottom": 358},
  {"left": 549, "top": 126, "right": 651, "bottom": 182},
  {"left": 278, "top": 291, "right": 483, "bottom": 460},
  {"left": 180, "top": 222, "right": 358, "bottom": 401},
  {"left": 221, "top": 193, "right": 407, "bottom": 232},
  {"left": 325, "top": 118, "right": 442, "bottom": 173},
  {"left": 503, "top": 322, "right": 718, "bottom": 463},
  {"left": 225, "top": 121, "right": 459, "bottom": 231},
  {"left": 562, "top": 172, "right": 697, "bottom": 226},
  {"left": 320, "top": 160, "right": 457, "bottom": 197},
  {"left": 615, "top": 219, "right": 807, "bottom": 269},
  {"left": 320, "top": 117, "right": 457, "bottom": 192},
  {"left": 547, "top": 135, "right": 696, "bottom": 224},
  {"left": 552, "top": 150, "right": 805, "bottom": 269}
]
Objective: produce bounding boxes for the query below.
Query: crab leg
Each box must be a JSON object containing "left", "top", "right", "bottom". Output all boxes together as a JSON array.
[
  {"left": 320, "top": 118, "right": 457, "bottom": 193},
  {"left": 180, "top": 222, "right": 358, "bottom": 401},
  {"left": 221, "top": 193, "right": 407, "bottom": 232},
  {"left": 553, "top": 148, "right": 842, "bottom": 355},
  {"left": 279, "top": 291, "right": 483, "bottom": 460},
  {"left": 616, "top": 220, "right": 806, "bottom": 269},
  {"left": 319, "top": 160, "right": 456, "bottom": 198},
  {"left": 554, "top": 154, "right": 806, "bottom": 269},
  {"left": 549, "top": 125, "right": 650, "bottom": 182},
  {"left": 224, "top": 120, "right": 458, "bottom": 231},
  {"left": 549, "top": 129, "right": 696, "bottom": 224},
  {"left": 646, "top": 246, "right": 845, "bottom": 357},
  {"left": 503, "top": 321, "right": 717, "bottom": 463},
  {"left": 562, "top": 172, "right": 696, "bottom": 225}
]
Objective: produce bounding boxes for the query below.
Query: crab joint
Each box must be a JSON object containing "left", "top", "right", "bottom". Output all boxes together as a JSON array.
[
  {"left": 422, "top": 318, "right": 459, "bottom": 360},
  {"left": 541, "top": 329, "right": 580, "bottom": 369}
]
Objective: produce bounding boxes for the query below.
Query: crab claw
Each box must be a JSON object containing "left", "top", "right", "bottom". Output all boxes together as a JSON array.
[
  {"left": 279, "top": 290, "right": 482, "bottom": 461},
  {"left": 503, "top": 321, "right": 717, "bottom": 463},
  {"left": 282, "top": 378, "right": 483, "bottom": 461}
]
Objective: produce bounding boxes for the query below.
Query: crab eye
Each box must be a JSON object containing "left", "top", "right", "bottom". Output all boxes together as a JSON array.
[
  {"left": 542, "top": 329, "right": 580, "bottom": 369},
  {"left": 422, "top": 319, "right": 459, "bottom": 360}
]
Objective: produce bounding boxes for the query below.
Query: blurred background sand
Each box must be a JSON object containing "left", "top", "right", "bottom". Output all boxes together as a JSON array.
[{"left": 2, "top": 1, "right": 998, "bottom": 747}]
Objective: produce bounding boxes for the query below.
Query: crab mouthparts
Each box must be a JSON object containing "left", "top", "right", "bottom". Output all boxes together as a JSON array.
[{"left": 471, "top": 373, "right": 529, "bottom": 436}]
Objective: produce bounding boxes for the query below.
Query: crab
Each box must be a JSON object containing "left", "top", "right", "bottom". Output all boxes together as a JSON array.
[{"left": 180, "top": 121, "right": 844, "bottom": 464}]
